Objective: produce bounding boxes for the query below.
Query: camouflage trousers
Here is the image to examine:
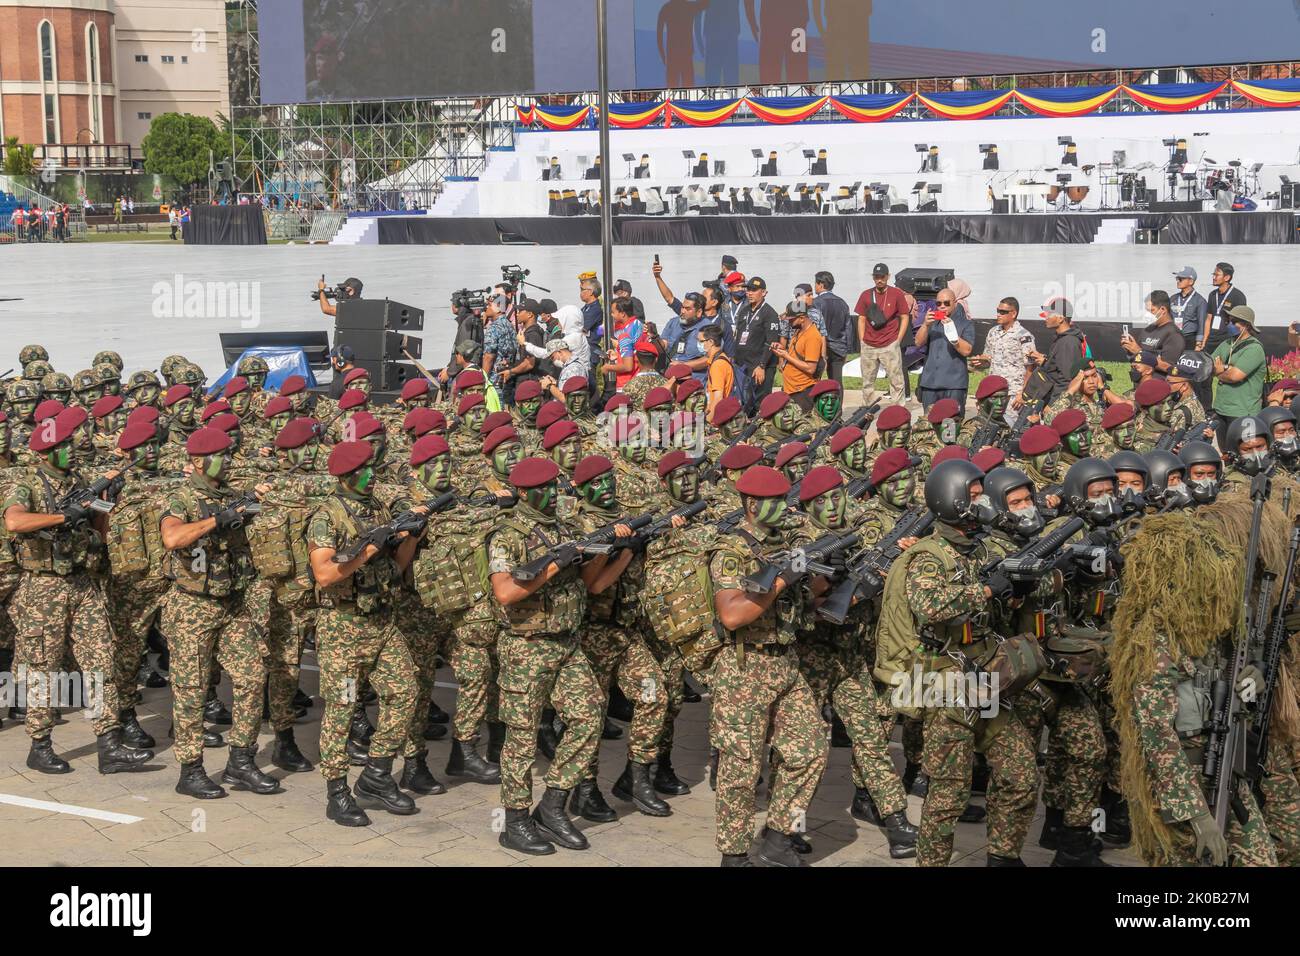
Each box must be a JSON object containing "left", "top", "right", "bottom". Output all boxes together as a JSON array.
[
  {"left": 581, "top": 621, "right": 667, "bottom": 773},
  {"left": 1260, "top": 750, "right": 1300, "bottom": 868},
  {"left": 446, "top": 622, "right": 501, "bottom": 742},
  {"left": 918, "top": 706, "right": 1039, "bottom": 866},
  {"left": 266, "top": 586, "right": 317, "bottom": 733},
  {"left": 1039, "top": 684, "right": 1107, "bottom": 829},
  {"left": 497, "top": 630, "right": 602, "bottom": 810},
  {"left": 0, "top": 562, "right": 21, "bottom": 652},
  {"left": 644, "top": 633, "right": 686, "bottom": 760},
  {"left": 161, "top": 587, "right": 265, "bottom": 764},
  {"left": 10, "top": 572, "right": 120, "bottom": 738},
  {"left": 1154, "top": 779, "right": 1278, "bottom": 867},
  {"left": 795, "top": 640, "right": 907, "bottom": 817},
  {"left": 902, "top": 717, "right": 925, "bottom": 766},
  {"left": 106, "top": 572, "right": 169, "bottom": 710},
  {"left": 710, "top": 645, "right": 827, "bottom": 855},
  {"left": 316, "top": 605, "right": 416, "bottom": 781},
  {"left": 395, "top": 594, "right": 444, "bottom": 759}
]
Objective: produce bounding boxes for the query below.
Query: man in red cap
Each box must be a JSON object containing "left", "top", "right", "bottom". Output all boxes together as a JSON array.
[
  {"left": 487, "top": 457, "right": 608, "bottom": 855},
  {"left": 307, "top": 441, "right": 426, "bottom": 827},
  {"left": 1017, "top": 424, "right": 1065, "bottom": 506},
  {"left": 621, "top": 334, "right": 668, "bottom": 410},
  {"left": 4, "top": 410, "right": 155, "bottom": 776},
  {"left": 163, "top": 383, "right": 200, "bottom": 447},
  {"left": 1100, "top": 402, "right": 1138, "bottom": 453},
  {"left": 159, "top": 427, "right": 277, "bottom": 800},
  {"left": 754, "top": 391, "right": 809, "bottom": 448},
  {"left": 706, "top": 464, "right": 827, "bottom": 866}
]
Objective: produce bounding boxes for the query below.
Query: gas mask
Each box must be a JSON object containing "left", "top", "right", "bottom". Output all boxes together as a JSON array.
[
  {"left": 809, "top": 487, "right": 847, "bottom": 530},
  {"left": 524, "top": 481, "right": 558, "bottom": 516},
  {"left": 1081, "top": 490, "right": 1123, "bottom": 526},
  {"left": 751, "top": 495, "right": 788, "bottom": 530},
  {"left": 880, "top": 424, "right": 910, "bottom": 449},
  {"left": 1118, "top": 485, "right": 1147, "bottom": 516},
  {"left": 814, "top": 392, "right": 841, "bottom": 423},
  {"left": 493, "top": 442, "right": 524, "bottom": 479},
  {"left": 967, "top": 493, "right": 998, "bottom": 528},
  {"left": 666, "top": 466, "right": 699, "bottom": 504},
  {"left": 1237, "top": 447, "right": 1272, "bottom": 476},
  {"left": 343, "top": 464, "right": 375, "bottom": 497},
  {"left": 581, "top": 471, "right": 617, "bottom": 509},
  {"left": 880, "top": 470, "right": 916, "bottom": 509},
  {"left": 417, "top": 454, "right": 453, "bottom": 494},
  {"left": 999, "top": 501, "right": 1044, "bottom": 538},
  {"left": 1188, "top": 475, "right": 1220, "bottom": 504},
  {"left": 837, "top": 438, "right": 867, "bottom": 473},
  {"left": 1158, "top": 477, "right": 1194, "bottom": 510},
  {"left": 1272, "top": 431, "right": 1299, "bottom": 464}
]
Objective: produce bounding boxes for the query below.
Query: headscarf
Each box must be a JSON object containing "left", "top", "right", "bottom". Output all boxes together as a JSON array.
[{"left": 947, "top": 277, "right": 973, "bottom": 321}]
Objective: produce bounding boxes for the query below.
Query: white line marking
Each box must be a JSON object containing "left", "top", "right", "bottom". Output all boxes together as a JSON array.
[{"left": 0, "top": 793, "right": 143, "bottom": 824}]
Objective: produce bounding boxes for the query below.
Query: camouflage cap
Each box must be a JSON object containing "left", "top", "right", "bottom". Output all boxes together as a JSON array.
[
  {"left": 126, "top": 369, "right": 161, "bottom": 391},
  {"left": 177, "top": 364, "right": 206, "bottom": 387},
  {"left": 23, "top": 360, "right": 53, "bottom": 381},
  {"left": 237, "top": 355, "right": 270, "bottom": 377},
  {"left": 18, "top": 345, "right": 49, "bottom": 366},
  {"left": 41, "top": 372, "right": 73, "bottom": 395},
  {"left": 93, "top": 363, "right": 121, "bottom": 386},
  {"left": 93, "top": 350, "right": 124, "bottom": 372},
  {"left": 72, "top": 369, "right": 99, "bottom": 392},
  {"left": 7, "top": 380, "right": 39, "bottom": 402}
]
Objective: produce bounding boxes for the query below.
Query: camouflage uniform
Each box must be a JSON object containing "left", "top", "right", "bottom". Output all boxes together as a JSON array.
[
  {"left": 1043, "top": 392, "right": 1111, "bottom": 455},
  {"left": 622, "top": 371, "right": 668, "bottom": 410}
]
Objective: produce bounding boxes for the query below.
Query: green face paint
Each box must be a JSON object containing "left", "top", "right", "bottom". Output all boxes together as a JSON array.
[
  {"left": 347, "top": 464, "right": 375, "bottom": 496},
  {"left": 720, "top": 416, "right": 744, "bottom": 441},
  {"left": 552, "top": 438, "right": 581, "bottom": 472},
  {"left": 368, "top": 437, "right": 387, "bottom": 467},
  {"left": 814, "top": 393, "right": 841, "bottom": 422},
  {"left": 1149, "top": 398, "right": 1174, "bottom": 426},
  {"left": 881, "top": 425, "right": 910, "bottom": 448},
  {"left": 247, "top": 373, "right": 266, "bottom": 392},
  {"left": 777, "top": 404, "right": 797, "bottom": 433},
  {"left": 810, "top": 487, "right": 847, "bottom": 529},
  {"left": 839, "top": 439, "right": 867, "bottom": 472},
  {"left": 289, "top": 392, "right": 309, "bottom": 413},
  {"left": 981, "top": 393, "right": 1007, "bottom": 419},
  {"left": 73, "top": 421, "right": 94, "bottom": 452},
  {"left": 136, "top": 441, "right": 160, "bottom": 470},
  {"left": 566, "top": 392, "right": 589, "bottom": 416},
  {"left": 618, "top": 440, "right": 647, "bottom": 465},
  {"left": 493, "top": 442, "right": 523, "bottom": 479},
  {"left": 354, "top": 379, "right": 372, "bottom": 396},
  {"left": 288, "top": 442, "right": 318, "bottom": 470},
  {"left": 270, "top": 413, "right": 291, "bottom": 435},
  {"left": 49, "top": 444, "right": 72, "bottom": 471},
  {"left": 175, "top": 398, "right": 197, "bottom": 425},
  {"left": 76, "top": 387, "right": 102, "bottom": 406},
  {"left": 1034, "top": 450, "right": 1061, "bottom": 480},
  {"left": 881, "top": 470, "right": 916, "bottom": 509},
  {"left": 684, "top": 393, "right": 707, "bottom": 416},
  {"left": 752, "top": 495, "right": 787, "bottom": 529},
  {"left": 519, "top": 399, "right": 541, "bottom": 421},
  {"left": 419, "top": 454, "right": 452, "bottom": 493},
  {"left": 14, "top": 400, "right": 36, "bottom": 421},
  {"left": 525, "top": 481, "right": 557, "bottom": 515},
  {"left": 465, "top": 406, "right": 487, "bottom": 432},
  {"left": 781, "top": 456, "right": 807, "bottom": 485},
  {"left": 582, "top": 471, "right": 617, "bottom": 509},
  {"left": 666, "top": 466, "right": 699, "bottom": 503},
  {"left": 1110, "top": 422, "right": 1136, "bottom": 450},
  {"left": 1067, "top": 431, "right": 1090, "bottom": 457},
  {"left": 203, "top": 452, "right": 229, "bottom": 482},
  {"left": 139, "top": 386, "right": 160, "bottom": 407}
]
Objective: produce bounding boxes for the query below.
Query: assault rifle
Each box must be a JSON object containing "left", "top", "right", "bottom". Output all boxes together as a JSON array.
[
  {"left": 630, "top": 500, "right": 708, "bottom": 550},
  {"left": 54, "top": 459, "right": 141, "bottom": 523},
  {"left": 980, "top": 517, "right": 1085, "bottom": 599},
  {"left": 817, "top": 506, "right": 934, "bottom": 622},
  {"left": 1202, "top": 472, "right": 1270, "bottom": 855},
  {"left": 331, "top": 494, "right": 455, "bottom": 563},
  {"left": 701, "top": 419, "right": 762, "bottom": 483},
  {"left": 1251, "top": 513, "right": 1300, "bottom": 801},
  {"left": 806, "top": 403, "right": 879, "bottom": 460},
  {"left": 966, "top": 416, "right": 1009, "bottom": 455},
  {"left": 510, "top": 513, "right": 657, "bottom": 582},
  {"left": 1154, "top": 418, "right": 1216, "bottom": 453},
  {"left": 742, "top": 530, "right": 861, "bottom": 595},
  {"left": 761, "top": 432, "right": 812, "bottom": 464},
  {"left": 715, "top": 507, "right": 746, "bottom": 535}
]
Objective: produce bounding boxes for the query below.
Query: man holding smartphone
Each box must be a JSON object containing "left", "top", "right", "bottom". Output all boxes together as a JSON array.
[
  {"left": 912, "top": 287, "right": 974, "bottom": 412},
  {"left": 1121, "top": 291, "right": 1183, "bottom": 379}
]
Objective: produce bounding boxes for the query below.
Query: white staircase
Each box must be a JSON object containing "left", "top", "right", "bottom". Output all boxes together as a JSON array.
[
  {"left": 428, "top": 180, "right": 480, "bottom": 217},
  {"left": 1092, "top": 218, "right": 1139, "bottom": 244},
  {"left": 329, "top": 216, "right": 380, "bottom": 246}
]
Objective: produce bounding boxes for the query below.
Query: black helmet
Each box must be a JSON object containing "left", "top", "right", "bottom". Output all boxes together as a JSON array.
[
  {"left": 1108, "top": 450, "right": 1149, "bottom": 482},
  {"left": 982, "top": 465, "right": 1042, "bottom": 538},
  {"left": 1145, "top": 449, "right": 1192, "bottom": 509},
  {"left": 1258, "top": 406, "right": 1299, "bottom": 463},
  {"left": 1062, "top": 457, "right": 1122, "bottom": 526},
  {"left": 1178, "top": 441, "right": 1223, "bottom": 504},
  {"left": 924, "top": 459, "right": 990, "bottom": 527},
  {"left": 1225, "top": 415, "right": 1271, "bottom": 474},
  {"left": 1290, "top": 393, "right": 1300, "bottom": 423}
]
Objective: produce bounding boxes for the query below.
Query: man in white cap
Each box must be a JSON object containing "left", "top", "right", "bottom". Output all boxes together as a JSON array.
[{"left": 1171, "top": 266, "right": 1207, "bottom": 353}]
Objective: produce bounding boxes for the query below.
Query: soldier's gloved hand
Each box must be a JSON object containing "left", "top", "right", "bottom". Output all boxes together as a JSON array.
[
  {"left": 984, "top": 569, "right": 1014, "bottom": 600},
  {"left": 1189, "top": 810, "right": 1228, "bottom": 866},
  {"left": 60, "top": 503, "right": 92, "bottom": 526},
  {"left": 1235, "top": 663, "right": 1265, "bottom": 704},
  {"left": 214, "top": 506, "right": 246, "bottom": 531},
  {"left": 552, "top": 542, "right": 580, "bottom": 569}
]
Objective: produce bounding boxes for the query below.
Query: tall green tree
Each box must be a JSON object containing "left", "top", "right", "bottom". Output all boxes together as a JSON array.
[
  {"left": 2, "top": 136, "right": 37, "bottom": 177},
  {"left": 141, "top": 113, "right": 226, "bottom": 187}
]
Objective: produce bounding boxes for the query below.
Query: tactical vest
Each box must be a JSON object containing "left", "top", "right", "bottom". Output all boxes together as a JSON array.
[
  {"left": 164, "top": 483, "right": 252, "bottom": 598},
  {"left": 578, "top": 502, "right": 644, "bottom": 628},
  {"left": 107, "top": 475, "right": 182, "bottom": 577},
  {"left": 709, "top": 529, "right": 802, "bottom": 647},
  {"left": 412, "top": 504, "right": 495, "bottom": 629},
  {"left": 312, "top": 495, "right": 396, "bottom": 614},
  {"left": 12, "top": 468, "right": 96, "bottom": 576},
  {"left": 489, "top": 512, "right": 586, "bottom": 636},
  {"left": 643, "top": 519, "right": 720, "bottom": 653}
]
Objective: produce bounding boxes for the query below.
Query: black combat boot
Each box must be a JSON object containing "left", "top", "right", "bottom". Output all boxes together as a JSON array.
[
  {"left": 120, "top": 709, "right": 155, "bottom": 749},
  {"left": 1100, "top": 786, "right": 1132, "bottom": 848},
  {"left": 499, "top": 807, "right": 554, "bottom": 856},
  {"left": 399, "top": 753, "right": 446, "bottom": 795},
  {"left": 350, "top": 707, "right": 375, "bottom": 745},
  {"left": 533, "top": 786, "right": 589, "bottom": 850},
  {"left": 423, "top": 722, "right": 447, "bottom": 741},
  {"left": 346, "top": 734, "right": 369, "bottom": 766},
  {"left": 271, "top": 728, "right": 313, "bottom": 773},
  {"left": 607, "top": 684, "right": 634, "bottom": 722},
  {"left": 204, "top": 728, "right": 225, "bottom": 748},
  {"left": 326, "top": 777, "right": 370, "bottom": 827},
  {"left": 612, "top": 760, "right": 672, "bottom": 816},
  {"left": 1038, "top": 805, "right": 1065, "bottom": 850},
  {"left": 446, "top": 737, "right": 501, "bottom": 784},
  {"left": 221, "top": 746, "right": 283, "bottom": 794},
  {"left": 1052, "top": 826, "right": 1111, "bottom": 867},
  {"left": 204, "top": 689, "right": 232, "bottom": 726},
  {"left": 902, "top": 762, "right": 928, "bottom": 797},
  {"left": 354, "top": 756, "right": 418, "bottom": 815},
  {"left": 654, "top": 753, "right": 690, "bottom": 795},
  {"left": 682, "top": 679, "right": 702, "bottom": 704},
  {"left": 145, "top": 666, "right": 168, "bottom": 688},
  {"left": 971, "top": 753, "right": 991, "bottom": 794},
  {"left": 756, "top": 827, "right": 806, "bottom": 867},
  {"left": 176, "top": 760, "right": 226, "bottom": 799},
  {"left": 26, "top": 737, "right": 71, "bottom": 774},
  {"left": 708, "top": 747, "right": 719, "bottom": 790},
  {"left": 830, "top": 711, "right": 852, "bottom": 748},
  {"left": 293, "top": 688, "right": 313, "bottom": 710},
  {"left": 97, "top": 729, "right": 154, "bottom": 774},
  {"left": 763, "top": 825, "right": 812, "bottom": 855},
  {"left": 428, "top": 699, "right": 449, "bottom": 724},
  {"left": 569, "top": 779, "right": 617, "bottom": 822},
  {"left": 850, "top": 787, "right": 884, "bottom": 825},
  {"left": 882, "top": 812, "right": 919, "bottom": 859},
  {"left": 986, "top": 854, "right": 1027, "bottom": 867},
  {"left": 601, "top": 717, "right": 623, "bottom": 740},
  {"left": 486, "top": 721, "right": 506, "bottom": 764},
  {"left": 537, "top": 709, "right": 560, "bottom": 760},
  {"left": 959, "top": 802, "right": 987, "bottom": 823},
  {"left": 721, "top": 853, "right": 753, "bottom": 867}
]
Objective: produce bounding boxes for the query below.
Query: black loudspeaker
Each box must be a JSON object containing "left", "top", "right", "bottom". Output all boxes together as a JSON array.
[
  {"left": 992, "top": 198, "right": 1010, "bottom": 214},
  {"left": 895, "top": 268, "right": 955, "bottom": 296},
  {"left": 334, "top": 298, "right": 425, "bottom": 333},
  {"left": 353, "top": 360, "right": 421, "bottom": 392},
  {"left": 918, "top": 200, "right": 938, "bottom": 213},
  {"left": 334, "top": 329, "right": 422, "bottom": 362}
]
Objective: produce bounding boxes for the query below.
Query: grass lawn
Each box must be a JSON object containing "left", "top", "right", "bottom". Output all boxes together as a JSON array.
[{"left": 838, "top": 359, "right": 1133, "bottom": 400}]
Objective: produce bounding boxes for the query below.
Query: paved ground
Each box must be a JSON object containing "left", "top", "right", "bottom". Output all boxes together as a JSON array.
[{"left": 0, "top": 647, "right": 1142, "bottom": 867}]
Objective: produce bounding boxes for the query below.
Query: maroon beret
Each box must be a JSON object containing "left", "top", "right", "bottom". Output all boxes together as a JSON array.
[
  {"left": 829, "top": 426, "right": 865, "bottom": 456},
  {"left": 809, "top": 380, "right": 842, "bottom": 399},
  {"left": 675, "top": 378, "right": 704, "bottom": 402},
  {"left": 339, "top": 389, "right": 369, "bottom": 411},
  {"left": 349, "top": 412, "right": 384, "bottom": 440},
  {"left": 931, "top": 445, "right": 971, "bottom": 467},
  {"left": 210, "top": 412, "right": 241, "bottom": 434},
  {"left": 163, "top": 384, "right": 193, "bottom": 408},
  {"left": 275, "top": 418, "right": 320, "bottom": 450},
  {"left": 1019, "top": 424, "right": 1062, "bottom": 456},
  {"left": 514, "top": 379, "right": 543, "bottom": 402},
  {"left": 510, "top": 456, "right": 561, "bottom": 489},
  {"left": 479, "top": 410, "right": 514, "bottom": 436},
  {"left": 975, "top": 376, "right": 1009, "bottom": 401},
  {"left": 35, "top": 399, "right": 66, "bottom": 423},
  {"left": 797, "top": 465, "right": 843, "bottom": 503},
  {"left": 404, "top": 407, "right": 446, "bottom": 436},
  {"left": 1134, "top": 378, "right": 1172, "bottom": 408},
  {"left": 1052, "top": 408, "right": 1088, "bottom": 436},
  {"left": 29, "top": 415, "right": 75, "bottom": 452},
  {"left": 201, "top": 400, "right": 230, "bottom": 423},
  {"left": 328, "top": 440, "right": 374, "bottom": 477},
  {"left": 57, "top": 406, "right": 89, "bottom": 432},
  {"left": 264, "top": 395, "right": 293, "bottom": 419},
  {"left": 644, "top": 387, "right": 674, "bottom": 411},
  {"left": 1101, "top": 402, "right": 1135, "bottom": 430},
  {"left": 657, "top": 449, "right": 694, "bottom": 478},
  {"left": 127, "top": 406, "right": 160, "bottom": 426},
  {"left": 223, "top": 376, "right": 249, "bottom": 398},
  {"left": 870, "top": 447, "right": 915, "bottom": 485},
  {"left": 876, "top": 405, "right": 911, "bottom": 432},
  {"left": 574, "top": 455, "right": 614, "bottom": 486},
  {"left": 712, "top": 396, "right": 742, "bottom": 427},
  {"left": 561, "top": 376, "right": 589, "bottom": 395},
  {"left": 118, "top": 421, "right": 158, "bottom": 452},
  {"left": 279, "top": 374, "right": 307, "bottom": 397},
  {"left": 735, "top": 465, "right": 791, "bottom": 498},
  {"left": 455, "top": 369, "right": 485, "bottom": 390},
  {"left": 668, "top": 410, "right": 698, "bottom": 437},
  {"left": 719, "top": 443, "right": 763, "bottom": 471},
  {"left": 774, "top": 441, "right": 809, "bottom": 469},
  {"left": 535, "top": 401, "right": 569, "bottom": 432},
  {"left": 971, "top": 447, "right": 1006, "bottom": 473},
  {"left": 185, "top": 427, "right": 233, "bottom": 457},
  {"left": 603, "top": 393, "right": 631, "bottom": 414},
  {"left": 0, "top": 411, "right": 7, "bottom": 425},
  {"left": 542, "top": 419, "right": 580, "bottom": 450},
  {"left": 1278, "top": 378, "right": 1300, "bottom": 392},
  {"left": 400, "top": 378, "right": 431, "bottom": 402},
  {"left": 410, "top": 434, "right": 451, "bottom": 466},
  {"left": 664, "top": 362, "right": 692, "bottom": 381},
  {"left": 342, "top": 367, "right": 369, "bottom": 387},
  {"left": 457, "top": 392, "right": 485, "bottom": 416},
  {"left": 926, "top": 399, "right": 961, "bottom": 425},
  {"left": 92, "top": 395, "right": 124, "bottom": 419},
  {"left": 757, "top": 391, "right": 790, "bottom": 420},
  {"left": 483, "top": 425, "right": 521, "bottom": 456}
]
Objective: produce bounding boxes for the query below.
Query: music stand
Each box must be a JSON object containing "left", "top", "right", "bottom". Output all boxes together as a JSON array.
[
  {"left": 752, "top": 148, "right": 765, "bottom": 176},
  {"left": 803, "top": 148, "right": 817, "bottom": 174},
  {"left": 682, "top": 150, "right": 696, "bottom": 178},
  {"left": 622, "top": 152, "right": 636, "bottom": 178}
]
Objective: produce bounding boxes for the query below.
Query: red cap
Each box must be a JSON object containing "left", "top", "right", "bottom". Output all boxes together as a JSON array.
[
  {"left": 30, "top": 417, "right": 74, "bottom": 452},
  {"left": 348, "top": 412, "right": 384, "bottom": 440},
  {"left": 634, "top": 336, "right": 659, "bottom": 357},
  {"left": 483, "top": 425, "right": 521, "bottom": 456},
  {"left": 92, "top": 395, "right": 124, "bottom": 419},
  {"left": 829, "top": 426, "right": 864, "bottom": 456},
  {"left": 735, "top": 465, "right": 790, "bottom": 498},
  {"left": 117, "top": 421, "right": 157, "bottom": 451},
  {"left": 542, "top": 419, "right": 580, "bottom": 450},
  {"left": 209, "top": 412, "right": 240, "bottom": 434},
  {"left": 510, "top": 457, "right": 561, "bottom": 489},
  {"left": 400, "top": 378, "right": 431, "bottom": 402},
  {"left": 328, "top": 440, "right": 374, "bottom": 477},
  {"left": 797, "top": 465, "right": 843, "bottom": 503},
  {"left": 971, "top": 447, "right": 1006, "bottom": 472},
  {"left": 342, "top": 367, "right": 370, "bottom": 387},
  {"left": 975, "top": 375, "right": 1009, "bottom": 401},
  {"left": 514, "top": 379, "right": 543, "bottom": 402},
  {"left": 603, "top": 394, "right": 631, "bottom": 414},
  {"left": 1278, "top": 378, "right": 1300, "bottom": 392},
  {"left": 201, "top": 400, "right": 230, "bottom": 423},
  {"left": 127, "top": 406, "right": 160, "bottom": 426},
  {"left": 1101, "top": 402, "right": 1135, "bottom": 430},
  {"left": 574, "top": 455, "right": 614, "bottom": 486},
  {"left": 644, "top": 387, "right": 674, "bottom": 411},
  {"left": 479, "top": 410, "right": 514, "bottom": 437},
  {"left": 185, "top": 427, "right": 233, "bottom": 457},
  {"left": 657, "top": 449, "right": 694, "bottom": 478},
  {"left": 1019, "top": 424, "right": 1061, "bottom": 456},
  {"left": 932, "top": 445, "right": 971, "bottom": 467},
  {"left": 712, "top": 396, "right": 742, "bottom": 427},
  {"left": 724, "top": 271, "right": 745, "bottom": 285},
  {"left": 1134, "top": 378, "right": 1172, "bottom": 408},
  {"left": 223, "top": 376, "right": 249, "bottom": 398},
  {"left": 926, "top": 399, "right": 961, "bottom": 425},
  {"left": 455, "top": 369, "right": 485, "bottom": 390},
  {"left": 35, "top": 399, "right": 66, "bottom": 423},
  {"left": 561, "top": 376, "right": 589, "bottom": 395},
  {"left": 758, "top": 391, "right": 790, "bottom": 420},
  {"left": 339, "top": 389, "right": 369, "bottom": 411},
  {"left": 676, "top": 379, "right": 703, "bottom": 402},
  {"left": 163, "top": 384, "right": 193, "bottom": 408},
  {"left": 1051, "top": 408, "right": 1088, "bottom": 437},
  {"left": 536, "top": 401, "right": 569, "bottom": 431},
  {"left": 275, "top": 417, "right": 320, "bottom": 450},
  {"left": 264, "top": 395, "right": 293, "bottom": 419},
  {"left": 809, "top": 380, "right": 841, "bottom": 399},
  {"left": 719, "top": 443, "right": 763, "bottom": 471},
  {"left": 664, "top": 363, "right": 691, "bottom": 382},
  {"left": 56, "top": 405, "right": 88, "bottom": 433},
  {"left": 457, "top": 392, "right": 485, "bottom": 416},
  {"left": 876, "top": 405, "right": 911, "bottom": 432},
  {"left": 774, "top": 441, "right": 809, "bottom": 469},
  {"left": 404, "top": 407, "right": 446, "bottom": 436},
  {"left": 870, "top": 447, "right": 915, "bottom": 485},
  {"left": 279, "top": 374, "right": 307, "bottom": 397},
  {"left": 410, "top": 434, "right": 451, "bottom": 466}
]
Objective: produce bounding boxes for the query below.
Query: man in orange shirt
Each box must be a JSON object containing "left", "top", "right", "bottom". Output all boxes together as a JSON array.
[
  {"left": 773, "top": 300, "right": 824, "bottom": 412},
  {"left": 699, "top": 326, "right": 735, "bottom": 422}
]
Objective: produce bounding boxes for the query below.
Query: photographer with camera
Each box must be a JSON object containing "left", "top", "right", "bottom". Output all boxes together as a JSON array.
[
  {"left": 315, "top": 277, "right": 364, "bottom": 319},
  {"left": 328, "top": 346, "right": 358, "bottom": 400},
  {"left": 441, "top": 289, "right": 486, "bottom": 385}
]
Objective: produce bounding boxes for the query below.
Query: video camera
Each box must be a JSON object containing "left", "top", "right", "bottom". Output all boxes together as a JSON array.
[
  {"left": 310, "top": 275, "right": 363, "bottom": 302},
  {"left": 500, "top": 264, "right": 530, "bottom": 288},
  {"left": 451, "top": 287, "right": 490, "bottom": 312}
]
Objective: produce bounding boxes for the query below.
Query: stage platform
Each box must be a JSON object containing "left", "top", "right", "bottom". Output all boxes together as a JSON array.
[{"left": 378, "top": 211, "right": 1297, "bottom": 246}]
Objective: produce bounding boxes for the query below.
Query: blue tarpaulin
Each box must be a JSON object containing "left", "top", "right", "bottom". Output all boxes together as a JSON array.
[{"left": 208, "top": 347, "right": 318, "bottom": 399}]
